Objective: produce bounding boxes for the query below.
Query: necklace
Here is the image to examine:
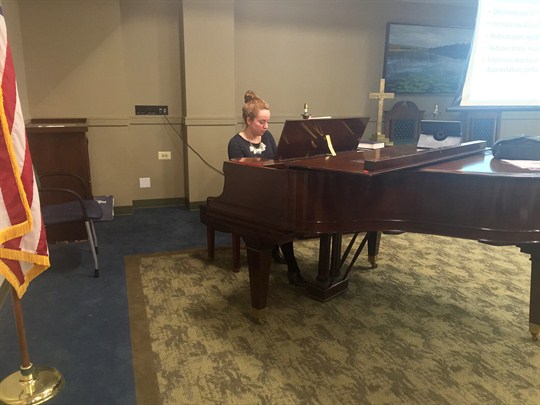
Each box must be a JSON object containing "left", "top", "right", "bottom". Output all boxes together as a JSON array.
[
  {"left": 240, "top": 131, "right": 266, "bottom": 154},
  {"left": 249, "top": 141, "right": 266, "bottom": 155}
]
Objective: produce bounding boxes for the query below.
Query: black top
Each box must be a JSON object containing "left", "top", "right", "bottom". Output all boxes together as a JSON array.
[{"left": 227, "top": 131, "right": 278, "bottom": 160}]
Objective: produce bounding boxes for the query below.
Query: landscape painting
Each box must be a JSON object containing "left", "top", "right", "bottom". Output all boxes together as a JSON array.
[{"left": 383, "top": 23, "right": 474, "bottom": 94}]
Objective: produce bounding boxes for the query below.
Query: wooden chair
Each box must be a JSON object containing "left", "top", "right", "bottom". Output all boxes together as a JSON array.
[
  {"left": 460, "top": 110, "right": 501, "bottom": 147},
  {"left": 384, "top": 101, "right": 425, "bottom": 145},
  {"left": 38, "top": 172, "right": 103, "bottom": 277}
]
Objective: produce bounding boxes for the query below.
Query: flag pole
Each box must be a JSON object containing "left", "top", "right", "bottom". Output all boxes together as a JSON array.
[
  {"left": 11, "top": 286, "right": 31, "bottom": 369},
  {"left": 0, "top": 287, "right": 64, "bottom": 404}
]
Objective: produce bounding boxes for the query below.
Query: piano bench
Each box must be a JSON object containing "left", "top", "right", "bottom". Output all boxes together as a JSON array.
[
  {"left": 200, "top": 203, "right": 242, "bottom": 271},
  {"left": 206, "top": 225, "right": 241, "bottom": 271}
]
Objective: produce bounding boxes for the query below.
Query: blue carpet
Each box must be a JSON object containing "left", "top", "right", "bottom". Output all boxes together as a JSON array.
[{"left": 0, "top": 206, "right": 230, "bottom": 405}]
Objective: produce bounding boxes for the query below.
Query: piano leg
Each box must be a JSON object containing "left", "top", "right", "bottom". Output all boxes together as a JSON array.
[
  {"left": 245, "top": 243, "right": 272, "bottom": 322},
  {"left": 206, "top": 226, "right": 215, "bottom": 260},
  {"left": 367, "top": 231, "right": 381, "bottom": 268},
  {"left": 306, "top": 233, "right": 350, "bottom": 302},
  {"left": 521, "top": 244, "right": 540, "bottom": 341},
  {"left": 307, "top": 232, "right": 381, "bottom": 302},
  {"left": 315, "top": 234, "right": 332, "bottom": 285}
]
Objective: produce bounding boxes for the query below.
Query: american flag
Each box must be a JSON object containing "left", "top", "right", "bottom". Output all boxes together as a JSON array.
[{"left": 0, "top": 6, "right": 49, "bottom": 298}]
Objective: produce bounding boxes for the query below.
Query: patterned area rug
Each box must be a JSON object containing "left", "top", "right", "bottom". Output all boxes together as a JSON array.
[{"left": 125, "top": 233, "right": 539, "bottom": 405}]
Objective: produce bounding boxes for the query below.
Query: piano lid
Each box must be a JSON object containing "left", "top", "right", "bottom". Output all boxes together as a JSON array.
[
  {"left": 281, "top": 141, "right": 487, "bottom": 176},
  {"left": 276, "top": 117, "right": 369, "bottom": 160}
]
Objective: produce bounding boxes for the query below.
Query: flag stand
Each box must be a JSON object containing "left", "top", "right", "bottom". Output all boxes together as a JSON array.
[{"left": 0, "top": 287, "right": 63, "bottom": 404}]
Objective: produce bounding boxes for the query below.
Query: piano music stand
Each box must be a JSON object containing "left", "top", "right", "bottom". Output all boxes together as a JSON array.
[{"left": 276, "top": 117, "right": 369, "bottom": 160}]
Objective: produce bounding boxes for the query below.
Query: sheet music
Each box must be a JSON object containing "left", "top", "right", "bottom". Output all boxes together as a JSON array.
[{"left": 502, "top": 160, "right": 540, "bottom": 170}]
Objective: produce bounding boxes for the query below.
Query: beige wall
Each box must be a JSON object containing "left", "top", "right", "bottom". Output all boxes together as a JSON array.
[
  {"left": 181, "top": 0, "right": 235, "bottom": 206},
  {"left": 3, "top": 0, "right": 538, "bottom": 209},
  {"left": 5, "top": 0, "right": 184, "bottom": 208},
  {"left": 2, "top": 0, "right": 28, "bottom": 117}
]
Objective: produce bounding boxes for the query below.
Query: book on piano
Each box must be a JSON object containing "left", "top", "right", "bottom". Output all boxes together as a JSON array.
[{"left": 357, "top": 140, "right": 385, "bottom": 150}]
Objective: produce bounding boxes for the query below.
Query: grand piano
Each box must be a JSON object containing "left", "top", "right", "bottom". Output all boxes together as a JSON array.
[{"left": 200, "top": 117, "right": 540, "bottom": 340}]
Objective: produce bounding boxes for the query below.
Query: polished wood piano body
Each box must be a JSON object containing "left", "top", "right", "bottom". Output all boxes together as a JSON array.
[{"left": 201, "top": 131, "right": 540, "bottom": 339}]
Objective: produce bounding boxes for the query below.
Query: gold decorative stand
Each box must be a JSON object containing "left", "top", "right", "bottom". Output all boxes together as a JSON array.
[
  {"left": 368, "top": 78, "right": 395, "bottom": 145},
  {"left": 0, "top": 366, "right": 63, "bottom": 405},
  {"left": 0, "top": 288, "right": 63, "bottom": 404},
  {"left": 301, "top": 102, "right": 311, "bottom": 119}
]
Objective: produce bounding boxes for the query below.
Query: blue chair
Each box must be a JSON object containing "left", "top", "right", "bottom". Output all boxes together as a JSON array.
[{"left": 38, "top": 172, "right": 103, "bottom": 277}]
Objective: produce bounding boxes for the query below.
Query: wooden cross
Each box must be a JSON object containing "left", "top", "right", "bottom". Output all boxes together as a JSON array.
[{"left": 369, "top": 78, "right": 394, "bottom": 142}]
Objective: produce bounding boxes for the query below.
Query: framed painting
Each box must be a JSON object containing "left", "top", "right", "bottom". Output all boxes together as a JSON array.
[{"left": 383, "top": 23, "right": 474, "bottom": 94}]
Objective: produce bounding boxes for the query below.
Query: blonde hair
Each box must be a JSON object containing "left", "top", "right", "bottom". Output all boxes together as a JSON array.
[{"left": 242, "top": 90, "right": 270, "bottom": 127}]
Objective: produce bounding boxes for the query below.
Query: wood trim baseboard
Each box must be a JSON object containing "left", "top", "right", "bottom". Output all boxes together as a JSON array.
[{"left": 113, "top": 198, "right": 187, "bottom": 216}]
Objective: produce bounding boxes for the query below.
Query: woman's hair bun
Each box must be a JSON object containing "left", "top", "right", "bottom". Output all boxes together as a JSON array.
[
  {"left": 241, "top": 90, "right": 269, "bottom": 125},
  {"left": 244, "top": 90, "right": 258, "bottom": 103}
]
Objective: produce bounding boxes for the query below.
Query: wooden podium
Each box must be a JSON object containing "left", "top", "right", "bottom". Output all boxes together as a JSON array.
[{"left": 26, "top": 118, "right": 92, "bottom": 243}]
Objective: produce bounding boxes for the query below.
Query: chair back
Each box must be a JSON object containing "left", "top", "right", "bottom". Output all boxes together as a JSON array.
[{"left": 384, "top": 101, "right": 425, "bottom": 145}]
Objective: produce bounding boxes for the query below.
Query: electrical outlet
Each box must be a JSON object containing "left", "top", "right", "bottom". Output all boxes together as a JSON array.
[
  {"left": 158, "top": 151, "right": 171, "bottom": 160},
  {"left": 135, "top": 105, "right": 169, "bottom": 115},
  {"left": 139, "top": 177, "right": 151, "bottom": 188}
]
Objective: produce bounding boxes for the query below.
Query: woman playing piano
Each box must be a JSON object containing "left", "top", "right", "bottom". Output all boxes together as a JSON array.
[
  {"left": 227, "top": 90, "right": 277, "bottom": 159},
  {"left": 227, "top": 90, "right": 305, "bottom": 286}
]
